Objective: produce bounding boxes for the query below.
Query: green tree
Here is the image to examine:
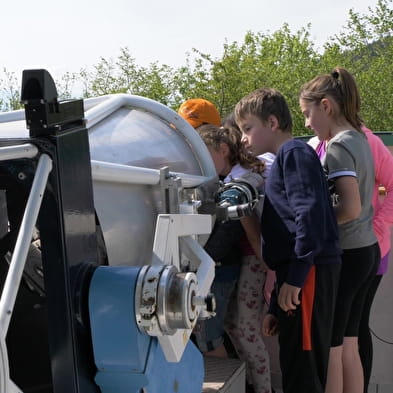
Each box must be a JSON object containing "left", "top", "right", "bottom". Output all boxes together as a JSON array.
[
  {"left": 55, "top": 71, "right": 79, "bottom": 100},
  {"left": 1, "top": 0, "right": 392, "bottom": 136},
  {"left": 0, "top": 69, "right": 22, "bottom": 111},
  {"left": 177, "top": 26, "right": 321, "bottom": 134},
  {"left": 77, "top": 47, "right": 180, "bottom": 106},
  {"left": 322, "top": 0, "right": 393, "bottom": 130}
]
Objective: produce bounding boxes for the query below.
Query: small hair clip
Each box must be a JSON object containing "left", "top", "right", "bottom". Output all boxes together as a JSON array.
[{"left": 331, "top": 71, "right": 339, "bottom": 79}]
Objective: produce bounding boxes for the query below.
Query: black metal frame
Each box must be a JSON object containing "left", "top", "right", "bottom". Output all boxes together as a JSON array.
[{"left": 0, "top": 69, "right": 101, "bottom": 393}]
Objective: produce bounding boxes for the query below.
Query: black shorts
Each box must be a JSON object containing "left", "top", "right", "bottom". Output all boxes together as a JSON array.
[
  {"left": 278, "top": 263, "right": 341, "bottom": 393},
  {"left": 331, "top": 242, "right": 380, "bottom": 347}
]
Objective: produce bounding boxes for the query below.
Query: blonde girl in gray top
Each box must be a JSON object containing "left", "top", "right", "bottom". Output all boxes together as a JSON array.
[{"left": 299, "top": 67, "right": 380, "bottom": 393}]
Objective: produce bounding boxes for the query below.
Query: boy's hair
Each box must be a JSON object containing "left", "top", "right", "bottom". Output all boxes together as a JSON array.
[
  {"left": 299, "top": 67, "right": 363, "bottom": 132},
  {"left": 197, "top": 124, "right": 265, "bottom": 173},
  {"left": 234, "top": 88, "right": 293, "bottom": 133}
]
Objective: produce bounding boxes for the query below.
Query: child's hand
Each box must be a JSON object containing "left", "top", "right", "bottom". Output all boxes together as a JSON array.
[
  {"left": 263, "top": 269, "right": 276, "bottom": 305},
  {"left": 262, "top": 313, "right": 279, "bottom": 336},
  {"left": 278, "top": 282, "right": 301, "bottom": 311}
]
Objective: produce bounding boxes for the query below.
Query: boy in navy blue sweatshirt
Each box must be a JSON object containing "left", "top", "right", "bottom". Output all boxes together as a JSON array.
[{"left": 234, "top": 88, "right": 342, "bottom": 393}]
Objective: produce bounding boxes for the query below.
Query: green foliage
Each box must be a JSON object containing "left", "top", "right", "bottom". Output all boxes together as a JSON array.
[
  {"left": 322, "top": 0, "right": 393, "bottom": 131},
  {"left": 56, "top": 71, "right": 79, "bottom": 100},
  {"left": 0, "top": 68, "right": 22, "bottom": 111},
  {"left": 181, "top": 26, "right": 321, "bottom": 134},
  {"left": 1, "top": 0, "right": 392, "bottom": 135}
]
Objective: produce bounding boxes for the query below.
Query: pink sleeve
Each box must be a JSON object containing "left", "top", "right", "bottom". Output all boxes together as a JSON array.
[{"left": 365, "top": 128, "right": 393, "bottom": 256}]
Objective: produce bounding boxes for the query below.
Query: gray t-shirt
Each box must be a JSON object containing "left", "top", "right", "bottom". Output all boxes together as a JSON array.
[{"left": 323, "top": 130, "right": 377, "bottom": 249}]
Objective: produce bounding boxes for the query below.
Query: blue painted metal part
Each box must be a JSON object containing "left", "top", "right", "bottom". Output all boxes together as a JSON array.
[
  {"left": 144, "top": 340, "right": 204, "bottom": 393},
  {"left": 89, "top": 266, "right": 204, "bottom": 393}
]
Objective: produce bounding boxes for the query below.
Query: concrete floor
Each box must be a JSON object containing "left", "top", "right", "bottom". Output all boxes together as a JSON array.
[{"left": 368, "top": 232, "right": 393, "bottom": 391}]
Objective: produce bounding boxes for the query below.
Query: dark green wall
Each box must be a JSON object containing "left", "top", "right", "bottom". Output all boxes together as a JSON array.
[{"left": 374, "top": 132, "right": 393, "bottom": 146}]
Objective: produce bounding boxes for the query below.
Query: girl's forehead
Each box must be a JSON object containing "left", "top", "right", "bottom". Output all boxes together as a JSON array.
[{"left": 300, "top": 100, "right": 316, "bottom": 110}]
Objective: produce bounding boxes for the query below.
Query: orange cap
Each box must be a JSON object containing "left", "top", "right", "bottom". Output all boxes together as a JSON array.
[{"left": 178, "top": 99, "right": 221, "bottom": 128}]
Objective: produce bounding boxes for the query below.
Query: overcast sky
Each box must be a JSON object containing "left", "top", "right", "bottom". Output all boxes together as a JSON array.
[{"left": 1, "top": 0, "right": 379, "bottom": 80}]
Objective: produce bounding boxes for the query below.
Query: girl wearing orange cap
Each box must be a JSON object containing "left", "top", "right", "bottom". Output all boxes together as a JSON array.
[{"left": 178, "top": 98, "right": 221, "bottom": 129}]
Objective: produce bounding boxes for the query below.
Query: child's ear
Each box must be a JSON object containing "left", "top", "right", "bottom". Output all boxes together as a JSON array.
[
  {"left": 320, "top": 98, "right": 333, "bottom": 115},
  {"left": 220, "top": 142, "right": 230, "bottom": 157},
  {"left": 268, "top": 115, "right": 279, "bottom": 131}
]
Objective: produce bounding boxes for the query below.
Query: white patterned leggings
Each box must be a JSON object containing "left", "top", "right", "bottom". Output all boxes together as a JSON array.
[{"left": 225, "top": 255, "right": 272, "bottom": 393}]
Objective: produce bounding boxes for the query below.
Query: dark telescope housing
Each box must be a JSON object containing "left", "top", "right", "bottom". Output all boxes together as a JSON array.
[
  {"left": 21, "top": 69, "right": 84, "bottom": 137},
  {"left": 215, "top": 172, "right": 263, "bottom": 221}
]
